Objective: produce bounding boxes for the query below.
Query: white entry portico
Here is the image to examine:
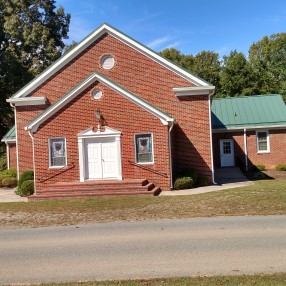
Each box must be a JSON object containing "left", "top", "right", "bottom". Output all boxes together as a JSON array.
[{"left": 78, "top": 127, "right": 122, "bottom": 181}]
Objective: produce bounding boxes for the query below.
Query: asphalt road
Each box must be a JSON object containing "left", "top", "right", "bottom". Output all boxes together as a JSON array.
[{"left": 1, "top": 215, "right": 286, "bottom": 284}]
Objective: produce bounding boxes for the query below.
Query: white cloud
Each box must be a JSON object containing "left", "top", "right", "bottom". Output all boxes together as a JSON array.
[
  {"left": 147, "top": 36, "right": 170, "bottom": 49},
  {"left": 67, "top": 16, "right": 94, "bottom": 43}
]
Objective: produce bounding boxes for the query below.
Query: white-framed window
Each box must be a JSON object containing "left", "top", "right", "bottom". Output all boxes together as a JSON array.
[
  {"left": 256, "top": 130, "right": 270, "bottom": 153},
  {"left": 100, "top": 55, "right": 115, "bottom": 70},
  {"left": 48, "top": 137, "right": 67, "bottom": 167},
  {"left": 134, "top": 133, "right": 154, "bottom": 164}
]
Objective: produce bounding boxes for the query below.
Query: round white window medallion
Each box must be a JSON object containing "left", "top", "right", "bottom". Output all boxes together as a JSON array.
[
  {"left": 100, "top": 55, "right": 115, "bottom": 70},
  {"left": 91, "top": 89, "right": 103, "bottom": 100}
]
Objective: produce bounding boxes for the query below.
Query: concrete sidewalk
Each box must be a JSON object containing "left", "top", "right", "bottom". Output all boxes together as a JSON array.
[
  {"left": 0, "top": 187, "right": 27, "bottom": 202},
  {"left": 161, "top": 180, "right": 253, "bottom": 196},
  {"left": 161, "top": 167, "right": 254, "bottom": 196}
]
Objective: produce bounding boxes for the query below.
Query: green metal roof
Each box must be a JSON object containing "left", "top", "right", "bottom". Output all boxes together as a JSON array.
[
  {"left": 1, "top": 126, "right": 16, "bottom": 142},
  {"left": 212, "top": 94, "right": 286, "bottom": 130}
]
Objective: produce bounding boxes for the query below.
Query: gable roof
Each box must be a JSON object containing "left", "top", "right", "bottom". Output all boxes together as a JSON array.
[
  {"left": 1, "top": 126, "right": 16, "bottom": 143},
  {"left": 212, "top": 94, "right": 286, "bottom": 130},
  {"left": 12, "top": 23, "right": 212, "bottom": 99},
  {"left": 25, "top": 71, "right": 174, "bottom": 133}
]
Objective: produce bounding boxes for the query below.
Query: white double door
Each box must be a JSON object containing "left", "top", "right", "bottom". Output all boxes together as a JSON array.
[{"left": 85, "top": 137, "right": 119, "bottom": 179}]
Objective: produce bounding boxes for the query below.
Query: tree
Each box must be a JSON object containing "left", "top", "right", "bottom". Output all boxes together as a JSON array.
[
  {"left": 63, "top": 41, "right": 78, "bottom": 55},
  {"left": 160, "top": 48, "right": 184, "bottom": 65},
  {"left": 249, "top": 33, "right": 286, "bottom": 95},
  {"left": 219, "top": 50, "right": 256, "bottom": 97},
  {"left": 193, "top": 51, "right": 221, "bottom": 90},
  {"left": 0, "top": 0, "right": 70, "bottom": 139}
]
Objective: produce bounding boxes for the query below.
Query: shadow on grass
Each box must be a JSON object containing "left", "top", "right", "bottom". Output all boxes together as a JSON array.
[{"left": 244, "top": 170, "right": 274, "bottom": 181}]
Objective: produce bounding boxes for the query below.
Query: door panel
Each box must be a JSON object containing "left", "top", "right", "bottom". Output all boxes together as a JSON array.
[
  {"left": 102, "top": 139, "right": 117, "bottom": 178},
  {"left": 220, "top": 139, "right": 235, "bottom": 167},
  {"left": 86, "top": 140, "right": 102, "bottom": 179}
]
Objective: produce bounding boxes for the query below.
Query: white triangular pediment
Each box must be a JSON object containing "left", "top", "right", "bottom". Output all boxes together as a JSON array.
[{"left": 78, "top": 126, "right": 121, "bottom": 138}]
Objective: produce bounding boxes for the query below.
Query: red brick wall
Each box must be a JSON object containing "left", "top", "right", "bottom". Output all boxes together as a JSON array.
[
  {"left": 16, "top": 105, "right": 46, "bottom": 174},
  {"left": 34, "top": 82, "right": 171, "bottom": 190},
  {"left": 15, "top": 32, "right": 213, "bottom": 187},
  {"left": 7, "top": 143, "right": 17, "bottom": 169},
  {"left": 213, "top": 130, "right": 286, "bottom": 169}
]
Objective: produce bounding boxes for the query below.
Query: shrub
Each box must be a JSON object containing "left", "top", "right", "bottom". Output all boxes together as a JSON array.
[
  {"left": 255, "top": 164, "right": 265, "bottom": 171},
  {"left": 18, "top": 170, "right": 34, "bottom": 191},
  {"left": 0, "top": 168, "right": 17, "bottom": 177},
  {"left": 174, "top": 177, "right": 193, "bottom": 190},
  {"left": 275, "top": 164, "right": 286, "bottom": 171},
  {"left": 0, "top": 175, "right": 12, "bottom": 187},
  {"left": 195, "top": 175, "right": 209, "bottom": 187},
  {"left": 180, "top": 168, "right": 198, "bottom": 185},
  {"left": 2, "top": 177, "right": 17, "bottom": 188},
  {"left": 19, "top": 180, "right": 34, "bottom": 197},
  {"left": 253, "top": 172, "right": 268, "bottom": 180},
  {"left": 0, "top": 154, "right": 7, "bottom": 171}
]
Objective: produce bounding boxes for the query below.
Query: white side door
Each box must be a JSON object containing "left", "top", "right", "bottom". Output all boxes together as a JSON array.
[{"left": 220, "top": 139, "right": 235, "bottom": 167}]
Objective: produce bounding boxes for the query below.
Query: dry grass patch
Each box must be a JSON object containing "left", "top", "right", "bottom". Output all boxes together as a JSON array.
[
  {"left": 0, "top": 179, "right": 286, "bottom": 228},
  {"left": 9, "top": 273, "right": 286, "bottom": 286}
]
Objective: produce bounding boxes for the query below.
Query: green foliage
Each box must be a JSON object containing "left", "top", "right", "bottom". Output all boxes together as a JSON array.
[
  {"left": 275, "top": 164, "right": 286, "bottom": 171},
  {"left": 174, "top": 177, "right": 193, "bottom": 190},
  {"left": 195, "top": 175, "right": 209, "bottom": 187},
  {"left": 249, "top": 33, "right": 286, "bottom": 96},
  {"left": 193, "top": 51, "right": 221, "bottom": 89},
  {"left": 2, "top": 177, "right": 17, "bottom": 188},
  {"left": 0, "top": 168, "right": 17, "bottom": 177},
  {"left": 0, "top": 0, "right": 70, "bottom": 139},
  {"left": 219, "top": 50, "right": 256, "bottom": 97},
  {"left": 18, "top": 170, "right": 34, "bottom": 191},
  {"left": 0, "top": 175, "right": 12, "bottom": 187},
  {"left": 0, "top": 153, "right": 7, "bottom": 171},
  {"left": 180, "top": 168, "right": 198, "bottom": 185},
  {"left": 19, "top": 180, "right": 34, "bottom": 197},
  {"left": 255, "top": 164, "right": 266, "bottom": 171}
]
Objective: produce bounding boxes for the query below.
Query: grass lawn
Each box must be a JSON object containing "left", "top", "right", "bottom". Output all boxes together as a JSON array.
[
  {"left": 14, "top": 274, "right": 286, "bottom": 286},
  {"left": 0, "top": 179, "right": 286, "bottom": 228}
]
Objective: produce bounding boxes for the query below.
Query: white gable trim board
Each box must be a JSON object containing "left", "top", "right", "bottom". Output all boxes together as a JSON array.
[
  {"left": 24, "top": 72, "right": 174, "bottom": 133},
  {"left": 11, "top": 23, "right": 212, "bottom": 100}
]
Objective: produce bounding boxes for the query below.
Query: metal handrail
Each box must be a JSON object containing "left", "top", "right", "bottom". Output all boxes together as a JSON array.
[
  {"left": 128, "top": 160, "right": 168, "bottom": 178},
  {"left": 38, "top": 162, "right": 75, "bottom": 183}
]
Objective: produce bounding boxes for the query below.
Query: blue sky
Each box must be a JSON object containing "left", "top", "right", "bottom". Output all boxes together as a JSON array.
[{"left": 56, "top": 0, "right": 286, "bottom": 57}]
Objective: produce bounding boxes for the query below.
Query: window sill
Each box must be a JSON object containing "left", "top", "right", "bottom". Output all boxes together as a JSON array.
[
  {"left": 49, "top": 166, "right": 67, "bottom": 169},
  {"left": 257, "top": 151, "right": 270, "bottom": 154}
]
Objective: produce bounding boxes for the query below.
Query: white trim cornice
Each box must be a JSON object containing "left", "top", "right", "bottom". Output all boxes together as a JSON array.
[
  {"left": 12, "top": 23, "right": 212, "bottom": 99},
  {"left": 7, "top": 97, "right": 46, "bottom": 106},
  {"left": 173, "top": 86, "right": 215, "bottom": 97},
  {"left": 25, "top": 72, "right": 174, "bottom": 133}
]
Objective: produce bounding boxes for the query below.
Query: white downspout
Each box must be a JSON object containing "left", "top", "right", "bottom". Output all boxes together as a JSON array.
[
  {"left": 208, "top": 91, "right": 217, "bottom": 184},
  {"left": 244, "top": 128, "right": 248, "bottom": 171},
  {"left": 6, "top": 143, "right": 10, "bottom": 170},
  {"left": 10, "top": 103, "right": 19, "bottom": 179},
  {"left": 28, "top": 130, "right": 37, "bottom": 195},
  {"left": 168, "top": 121, "right": 175, "bottom": 190}
]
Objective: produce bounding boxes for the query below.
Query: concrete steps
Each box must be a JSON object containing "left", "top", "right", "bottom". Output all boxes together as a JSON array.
[
  {"left": 28, "top": 179, "right": 161, "bottom": 201},
  {"left": 215, "top": 167, "right": 249, "bottom": 184}
]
